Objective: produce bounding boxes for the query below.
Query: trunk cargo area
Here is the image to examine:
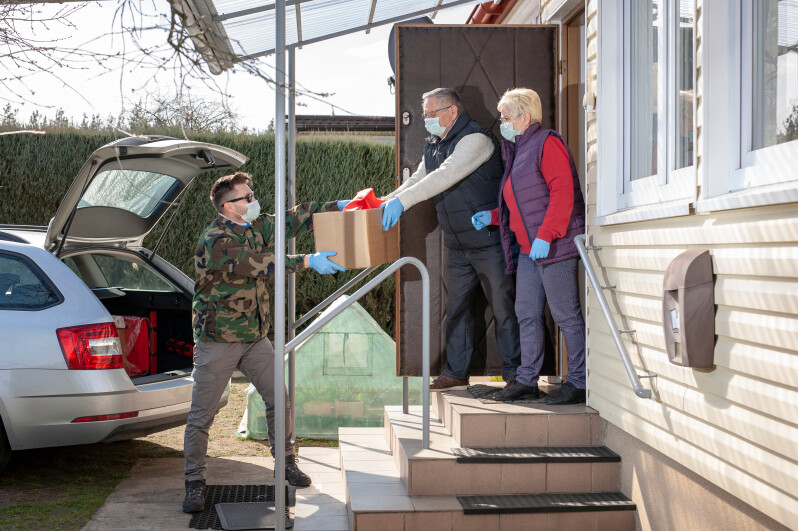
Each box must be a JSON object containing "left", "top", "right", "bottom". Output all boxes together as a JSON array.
[{"left": 100, "top": 290, "right": 194, "bottom": 380}]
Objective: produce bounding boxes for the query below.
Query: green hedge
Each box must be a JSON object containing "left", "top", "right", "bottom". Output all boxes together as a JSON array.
[{"left": 0, "top": 131, "right": 397, "bottom": 335}]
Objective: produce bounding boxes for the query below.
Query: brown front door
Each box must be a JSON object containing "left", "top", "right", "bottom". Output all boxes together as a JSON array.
[{"left": 395, "top": 24, "right": 558, "bottom": 377}]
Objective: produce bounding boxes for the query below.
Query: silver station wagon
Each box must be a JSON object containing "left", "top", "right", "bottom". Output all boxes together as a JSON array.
[{"left": 0, "top": 136, "right": 248, "bottom": 471}]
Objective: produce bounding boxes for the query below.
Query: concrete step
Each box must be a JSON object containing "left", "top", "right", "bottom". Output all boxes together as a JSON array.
[
  {"left": 340, "top": 427, "right": 633, "bottom": 531},
  {"left": 386, "top": 406, "right": 620, "bottom": 497},
  {"left": 430, "top": 385, "right": 602, "bottom": 448}
]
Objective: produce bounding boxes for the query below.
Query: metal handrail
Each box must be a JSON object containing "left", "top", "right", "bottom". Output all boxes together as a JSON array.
[
  {"left": 574, "top": 234, "right": 652, "bottom": 399},
  {"left": 285, "top": 257, "right": 432, "bottom": 448}
]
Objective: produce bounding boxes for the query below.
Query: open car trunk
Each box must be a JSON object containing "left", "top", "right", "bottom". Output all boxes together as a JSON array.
[
  {"left": 100, "top": 289, "right": 195, "bottom": 382},
  {"left": 46, "top": 136, "right": 247, "bottom": 384},
  {"left": 60, "top": 248, "right": 198, "bottom": 384}
]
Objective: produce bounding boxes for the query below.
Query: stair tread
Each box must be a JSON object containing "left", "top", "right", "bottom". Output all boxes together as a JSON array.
[
  {"left": 452, "top": 446, "right": 620, "bottom": 463},
  {"left": 458, "top": 492, "right": 636, "bottom": 514}
]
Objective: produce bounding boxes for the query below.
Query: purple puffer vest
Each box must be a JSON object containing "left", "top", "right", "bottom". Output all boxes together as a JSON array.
[{"left": 498, "top": 123, "right": 585, "bottom": 274}]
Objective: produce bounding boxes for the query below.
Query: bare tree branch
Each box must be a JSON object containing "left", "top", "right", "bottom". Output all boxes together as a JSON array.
[{"left": 1, "top": 0, "right": 359, "bottom": 137}]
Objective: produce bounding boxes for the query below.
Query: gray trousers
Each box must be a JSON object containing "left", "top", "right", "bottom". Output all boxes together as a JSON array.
[
  {"left": 442, "top": 245, "right": 521, "bottom": 381},
  {"left": 515, "top": 255, "right": 586, "bottom": 389},
  {"left": 184, "top": 337, "right": 294, "bottom": 481}
]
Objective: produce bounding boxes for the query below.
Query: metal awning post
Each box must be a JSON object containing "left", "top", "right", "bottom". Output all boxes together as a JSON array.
[
  {"left": 287, "top": 44, "right": 297, "bottom": 452},
  {"left": 274, "top": 1, "right": 287, "bottom": 530}
]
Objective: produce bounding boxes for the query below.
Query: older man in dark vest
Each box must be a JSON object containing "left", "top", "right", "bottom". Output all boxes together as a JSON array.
[{"left": 381, "top": 88, "right": 521, "bottom": 390}]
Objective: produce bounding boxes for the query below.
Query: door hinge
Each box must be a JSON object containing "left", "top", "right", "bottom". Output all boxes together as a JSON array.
[{"left": 559, "top": 59, "right": 567, "bottom": 75}]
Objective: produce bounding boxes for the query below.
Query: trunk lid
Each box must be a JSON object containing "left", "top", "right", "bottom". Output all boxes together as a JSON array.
[{"left": 45, "top": 136, "right": 248, "bottom": 255}]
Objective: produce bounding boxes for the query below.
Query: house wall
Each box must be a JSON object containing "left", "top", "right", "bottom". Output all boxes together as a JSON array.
[
  {"left": 579, "top": 0, "right": 798, "bottom": 528},
  {"left": 505, "top": 0, "right": 798, "bottom": 527}
]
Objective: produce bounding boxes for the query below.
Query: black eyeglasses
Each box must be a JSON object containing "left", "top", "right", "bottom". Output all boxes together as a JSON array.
[
  {"left": 226, "top": 192, "right": 254, "bottom": 204},
  {"left": 422, "top": 105, "right": 452, "bottom": 119}
]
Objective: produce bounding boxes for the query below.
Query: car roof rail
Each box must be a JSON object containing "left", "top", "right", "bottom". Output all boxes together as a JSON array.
[{"left": 0, "top": 230, "right": 30, "bottom": 244}]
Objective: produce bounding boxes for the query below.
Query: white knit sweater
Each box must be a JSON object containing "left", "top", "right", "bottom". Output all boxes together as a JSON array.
[{"left": 385, "top": 133, "right": 494, "bottom": 210}]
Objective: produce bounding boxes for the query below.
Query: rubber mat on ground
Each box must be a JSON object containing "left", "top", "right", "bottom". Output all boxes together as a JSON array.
[
  {"left": 188, "top": 485, "right": 293, "bottom": 530},
  {"left": 467, "top": 384, "right": 548, "bottom": 403},
  {"left": 215, "top": 502, "right": 292, "bottom": 530},
  {"left": 458, "top": 492, "right": 636, "bottom": 514}
]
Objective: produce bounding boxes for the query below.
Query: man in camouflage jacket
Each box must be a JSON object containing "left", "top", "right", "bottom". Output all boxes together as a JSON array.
[{"left": 183, "top": 171, "right": 346, "bottom": 513}]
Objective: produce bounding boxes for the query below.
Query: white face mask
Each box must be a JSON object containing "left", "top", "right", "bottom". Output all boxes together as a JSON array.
[
  {"left": 240, "top": 200, "right": 261, "bottom": 223},
  {"left": 500, "top": 121, "right": 521, "bottom": 142},
  {"left": 424, "top": 117, "right": 446, "bottom": 137}
]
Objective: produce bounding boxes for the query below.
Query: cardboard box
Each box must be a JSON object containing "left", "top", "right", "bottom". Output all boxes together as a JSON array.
[{"left": 313, "top": 208, "right": 400, "bottom": 269}]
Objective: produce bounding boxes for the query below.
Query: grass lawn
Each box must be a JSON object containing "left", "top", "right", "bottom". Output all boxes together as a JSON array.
[{"left": 0, "top": 378, "right": 337, "bottom": 530}]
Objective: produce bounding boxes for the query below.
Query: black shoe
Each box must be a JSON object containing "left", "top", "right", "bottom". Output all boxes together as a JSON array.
[
  {"left": 282, "top": 455, "right": 312, "bottom": 488},
  {"left": 544, "top": 382, "right": 586, "bottom": 405},
  {"left": 493, "top": 380, "right": 540, "bottom": 401},
  {"left": 503, "top": 375, "right": 517, "bottom": 387},
  {"left": 182, "top": 479, "right": 207, "bottom": 513}
]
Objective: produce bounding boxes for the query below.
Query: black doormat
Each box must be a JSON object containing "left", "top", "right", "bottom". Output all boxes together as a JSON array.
[
  {"left": 467, "top": 384, "right": 549, "bottom": 404},
  {"left": 458, "top": 492, "right": 635, "bottom": 514},
  {"left": 215, "top": 502, "right": 293, "bottom": 530},
  {"left": 188, "top": 485, "right": 293, "bottom": 530}
]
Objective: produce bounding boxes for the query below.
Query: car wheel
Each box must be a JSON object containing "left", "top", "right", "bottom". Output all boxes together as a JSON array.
[{"left": 0, "top": 420, "right": 11, "bottom": 473}]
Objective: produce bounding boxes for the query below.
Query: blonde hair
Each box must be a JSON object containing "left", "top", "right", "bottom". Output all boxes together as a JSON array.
[{"left": 497, "top": 88, "right": 542, "bottom": 125}]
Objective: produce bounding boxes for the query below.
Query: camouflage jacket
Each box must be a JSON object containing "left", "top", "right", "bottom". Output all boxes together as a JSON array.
[{"left": 192, "top": 201, "right": 339, "bottom": 343}]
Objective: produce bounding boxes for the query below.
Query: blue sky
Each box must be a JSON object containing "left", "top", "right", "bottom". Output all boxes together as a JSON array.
[{"left": 9, "top": 1, "right": 476, "bottom": 130}]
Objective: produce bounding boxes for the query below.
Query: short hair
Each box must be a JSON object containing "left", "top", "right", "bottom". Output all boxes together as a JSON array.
[
  {"left": 422, "top": 88, "right": 462, "bottom": 112},
  {"left": 497, "top": 88, "right": 542, "bottom": 125},
  {"left": 210, "top": 172, "right": 252, "bottom": 212}
]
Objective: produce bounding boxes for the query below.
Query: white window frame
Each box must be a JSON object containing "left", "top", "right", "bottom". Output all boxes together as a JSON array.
[
  {"left": 698, "top": 0, "right": 798, "bottom": 213},
  {"left": 597, "top": 0, "right": 696, "bottom": 224}
]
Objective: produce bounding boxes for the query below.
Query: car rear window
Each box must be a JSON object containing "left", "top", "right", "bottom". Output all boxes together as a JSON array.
[
  {"left": 77, "top": 169, "right": 179, "bottom": 218},
  {"left": 0, "top": 251, "right": 63, "bottom": 310},
  {"left": 63, "top": 253, "right": 177, "bottom": 292}
]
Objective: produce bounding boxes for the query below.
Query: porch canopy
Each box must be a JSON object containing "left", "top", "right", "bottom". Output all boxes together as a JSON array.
[
  {"left": 174, "top": 0, "right": 479, "bottom": 73},
  {"left": 173, "top": 1, "right": 477, "bottom": 529}
]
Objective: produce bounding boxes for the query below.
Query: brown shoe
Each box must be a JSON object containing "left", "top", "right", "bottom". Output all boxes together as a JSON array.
[{"left": 430, "top": 374, "right": 469, "bottom": 392}]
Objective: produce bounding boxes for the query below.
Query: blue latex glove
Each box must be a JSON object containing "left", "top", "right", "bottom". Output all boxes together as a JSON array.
[
  {"left": 308, "top": 251, "right": 345, "bottom": 274},
  {"left": 530, "top": 238, "right": 551, "bottom": 260},
  {"left": 337, "top": 200, "right": 350, "bottom": 211},
  {"left": 381, "top": 198, "right": 404, "bottom": 231},
  {"left": 471, "top": 211, "right": 492, "bottom": 231}
]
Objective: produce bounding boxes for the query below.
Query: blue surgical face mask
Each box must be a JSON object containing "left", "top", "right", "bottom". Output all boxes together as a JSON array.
[
  {"left": 424, "top": 117, "right": 446, "bottom": 137},
  {"left": 240, "top": 200, "right": 261, "bottom": 223},
  {"left": 500, "top": 121, "right": 521, "bottom": 142}
]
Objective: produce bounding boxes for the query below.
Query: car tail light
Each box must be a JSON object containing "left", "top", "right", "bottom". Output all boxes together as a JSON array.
[
  {"left": 57, "top": 322, "right": 123, "bottom": 370},
  {"left": 72, "top": 411, "right": 138, "bottom": 423}
]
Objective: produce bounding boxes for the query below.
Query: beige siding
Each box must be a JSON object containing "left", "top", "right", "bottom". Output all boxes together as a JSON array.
[{"left": 576, "top": 0, "right": 798, "bottom": 527}]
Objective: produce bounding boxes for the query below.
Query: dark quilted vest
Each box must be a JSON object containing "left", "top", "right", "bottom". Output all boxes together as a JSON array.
[
  {"left": 498, "top": 123, "right": 585, "bottom": 273},
  {"left": 424, "top": 111, "right": 504, "bottom": 250}
]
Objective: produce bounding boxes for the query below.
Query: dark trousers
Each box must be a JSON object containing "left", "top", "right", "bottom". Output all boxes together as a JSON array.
[
  {"left": 515, "top": 255, "right": 586, "bottom": 389},
  {"left": 442, "top": 245, "right": 521, "bottom": 380}
]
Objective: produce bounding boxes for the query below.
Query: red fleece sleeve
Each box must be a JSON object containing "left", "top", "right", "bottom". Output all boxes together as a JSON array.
[
  {"left": 535, "top": 136, "right": 574, "bottom": 243},
  {"left": 490, "top": 207, "right": 499, "bottom": 226}
]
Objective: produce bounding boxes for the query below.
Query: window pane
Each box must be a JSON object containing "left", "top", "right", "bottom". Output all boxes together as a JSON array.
[
  {"left": 630, "top": 0, "right": 660, "bottom": 180},
  {"left": 752, "top": 0, "right": 798, "bottom": 149},
  {"left": 0, "top": 253, "right": 61, "bottom": 310},
  {"left": 92, "top": 254, "right": 176, "bottom": 292},
  {"left": 78, "top": 170, "right": 179, "bottom": 218},
  {"left": 676, "top": 0, "right": 695, "bottom": 169}
]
